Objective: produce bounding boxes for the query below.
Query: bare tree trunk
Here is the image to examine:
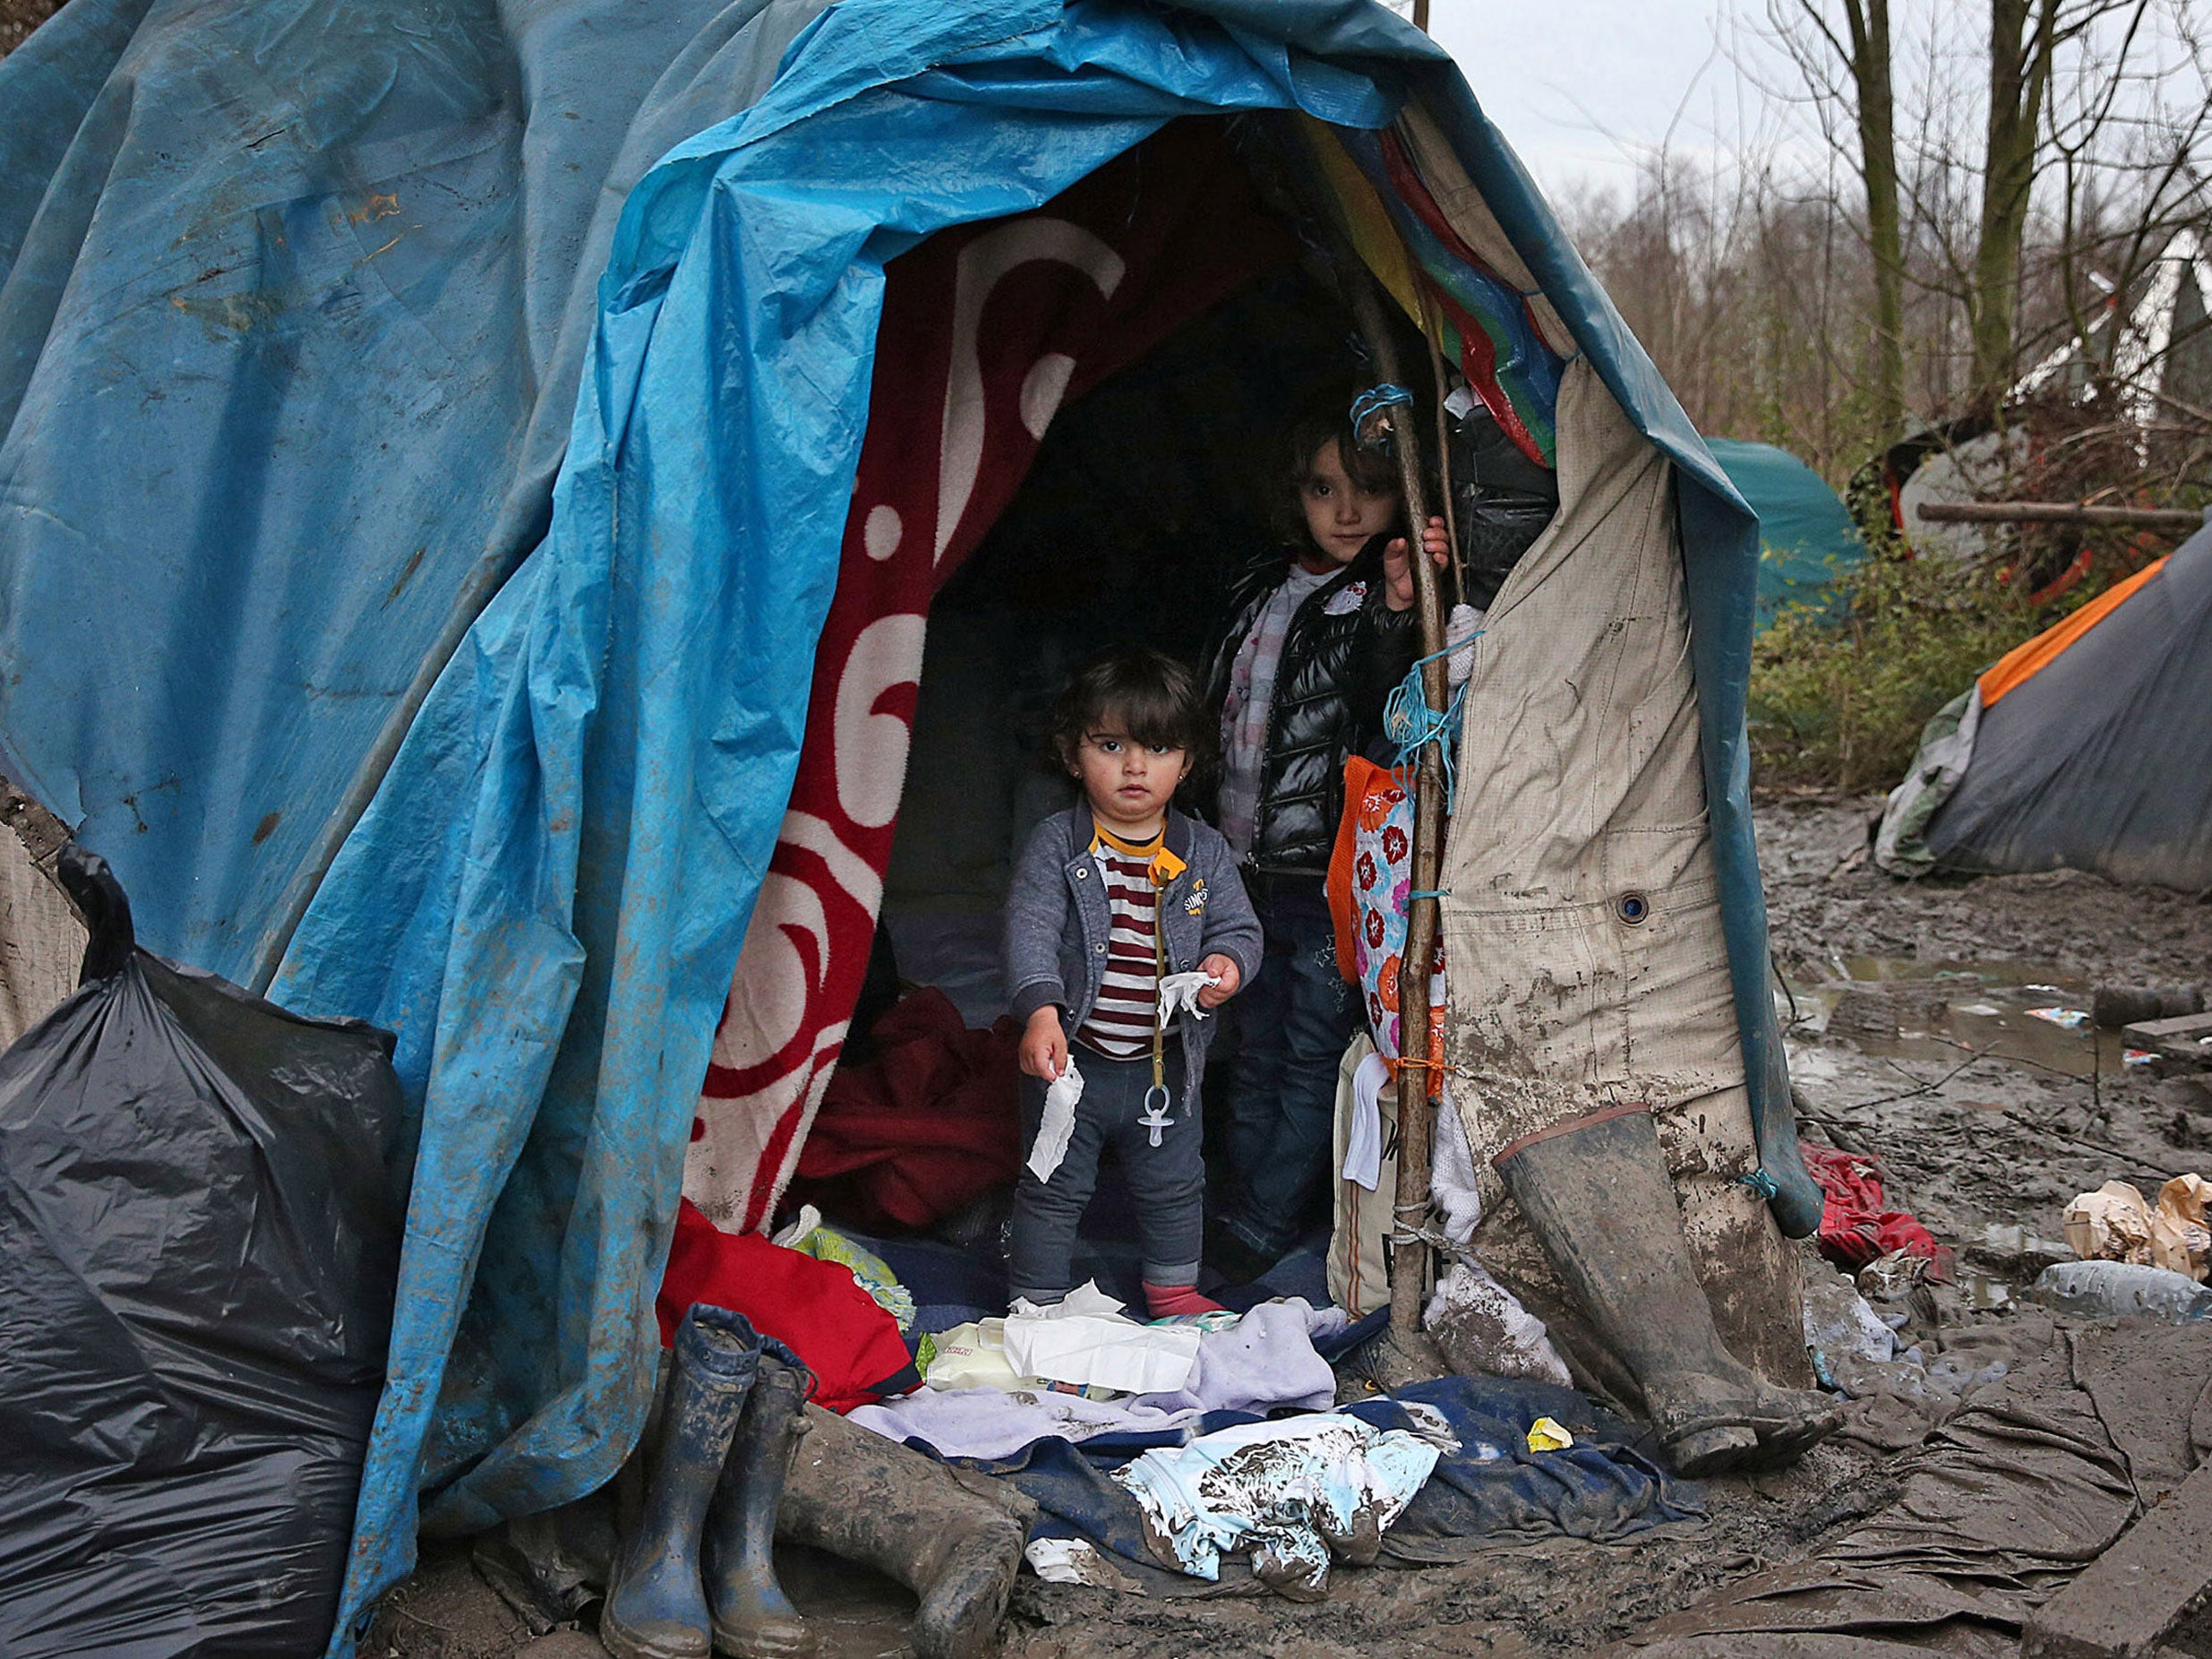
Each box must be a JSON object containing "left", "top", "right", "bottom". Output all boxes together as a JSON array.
[
  {"left": 1974, "top": 0, "right": 2059, "bottom": 407},
  {"left": 1848, "top": 0, "right": 1906, "bottom": 442},
  {"left": 1775, "top": 0, "right": 1905, "bottom": 441}
]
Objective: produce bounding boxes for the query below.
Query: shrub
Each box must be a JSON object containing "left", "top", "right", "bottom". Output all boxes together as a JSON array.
[{"left": 1747, "top": 551, "right": 2076, "bottom": 795}]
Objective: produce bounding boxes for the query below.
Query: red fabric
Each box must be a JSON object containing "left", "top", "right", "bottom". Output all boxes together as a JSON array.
[
  {"left": 684, "top": 121, "right": 1297, "bottom": 1234},
  {"left": 784, "top": 988, "right": 1020, "bottom": 1232},
  {"left": 656, "top": 1199, "right": 915, "bottom": 1414},
  {"left": 1802, "top": 1143, "right": 1944, "bottom": 1273}
]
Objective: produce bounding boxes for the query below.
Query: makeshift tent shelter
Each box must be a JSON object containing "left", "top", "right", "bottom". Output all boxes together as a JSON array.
[
  {"left": 1876, "top": 511, "right": 2212, "bottom": 889},
  {"left": 0, "top": 0, "right": 1820, "bottom": 1649},
  {"left": 1706, "top": 437, "right": 1865, "bottom": 623},
  {"left": 2014, "top": 228, "right": 2212, "bottom": 424}
]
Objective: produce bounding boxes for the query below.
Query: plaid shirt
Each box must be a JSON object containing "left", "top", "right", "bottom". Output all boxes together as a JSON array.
[{"left": 1216, "top": 564, "right": 1332, "bottom": 859}]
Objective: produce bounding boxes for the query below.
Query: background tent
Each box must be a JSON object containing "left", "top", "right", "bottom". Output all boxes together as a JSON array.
[
  {"left": 1706, "top": 437, "right": 1865, "bottom": 623},
  {"left": 0, "top": 1, "right": 1818, "bottom": 1651},
  {"left": 1875, "top": 511, "right": 2212, "bottom": 889}
]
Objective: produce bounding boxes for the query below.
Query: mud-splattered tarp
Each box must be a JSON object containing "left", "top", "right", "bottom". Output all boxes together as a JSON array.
[
  {"left": 1, "top": 0, "right": 1807, "bottom": 1648},
  {"left": 1597, "top": 1319, "right": 2212, "bottom": 1657},
  {"left": 930, "top": 1374, "right": 1703, "bottom": 1595}
]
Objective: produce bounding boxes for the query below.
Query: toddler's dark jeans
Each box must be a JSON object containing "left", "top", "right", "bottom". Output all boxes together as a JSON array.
[{"left": 1009, "top": 1044, "right": 1205, "bottom": 1305}]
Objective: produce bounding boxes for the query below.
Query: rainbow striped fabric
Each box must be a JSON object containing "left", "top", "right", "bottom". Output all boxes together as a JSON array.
[{"left": 1301, "top": 118, "right": 1565, "bottom": 468}]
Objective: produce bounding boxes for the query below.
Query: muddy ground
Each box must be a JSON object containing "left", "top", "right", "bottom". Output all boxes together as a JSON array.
[{"left": 368, "top": 796, "right": 2212, "bottom": 1659}]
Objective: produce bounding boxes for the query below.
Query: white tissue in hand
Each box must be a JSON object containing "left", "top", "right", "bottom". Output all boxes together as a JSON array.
[
  {"left": 1027, "top": 1056, "right": 1085, "bottom": 1182},
  {"left": 1158, "top": 970, "right": 1220, "bottom": 1022}
]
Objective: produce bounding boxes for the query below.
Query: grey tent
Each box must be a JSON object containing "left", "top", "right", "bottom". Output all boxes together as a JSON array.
[{"left": 1876, "top": 511, "right": 2212, "bottom": 889}]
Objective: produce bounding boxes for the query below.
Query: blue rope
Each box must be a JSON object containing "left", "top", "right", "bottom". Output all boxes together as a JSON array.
[
  {"left": 1736, "top": 1168, "right": 1782, "bottom": 1200},
  {"left": 1350, "top": 383, "right": 1414, "bottom": 447},
  {"left": 1384, "top": 643, "right": 1467, "bottom": 811}
]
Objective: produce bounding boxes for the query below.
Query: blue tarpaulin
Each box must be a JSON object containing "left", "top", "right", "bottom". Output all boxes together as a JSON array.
[{"left": 0, "top": 2, "right": 1815, "bottom": 1650}]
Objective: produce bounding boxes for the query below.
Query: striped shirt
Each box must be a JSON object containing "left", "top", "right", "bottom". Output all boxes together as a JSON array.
[{"left": 1073, "top": 827, "right": 1165, "bottom": 1061}]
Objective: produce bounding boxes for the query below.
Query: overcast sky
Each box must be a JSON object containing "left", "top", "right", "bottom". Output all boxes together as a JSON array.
[{"left": 1425, "top": 0, "right": 1746, "bottom": 201}]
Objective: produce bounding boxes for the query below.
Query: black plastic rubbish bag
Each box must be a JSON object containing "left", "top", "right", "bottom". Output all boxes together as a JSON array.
[{"left": 0, "top": 848, "right": 407, "bottom": 1658}]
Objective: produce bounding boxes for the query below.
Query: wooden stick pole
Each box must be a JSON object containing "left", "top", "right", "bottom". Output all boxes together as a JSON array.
[
  {"left": 1916, "top": 501, "right": 2204, "bottom": 530},
  {"left": 1345, "top": 279, "right": 1452, "bottom": 1351},
  {"left": 1261, "top": 114, "right": 1451, "bottom": 1363}
]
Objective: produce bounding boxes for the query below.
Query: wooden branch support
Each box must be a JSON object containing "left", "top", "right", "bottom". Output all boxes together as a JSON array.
[
  {"left": 1257, "top": 114, "right": 1452, "bottom": 1376},
  {"left": 1341, "top": 279, "right": 1452, "bottom": 1362},
  {"left": 1915, "top": 501, "right": 2205, "bottom": 531}
]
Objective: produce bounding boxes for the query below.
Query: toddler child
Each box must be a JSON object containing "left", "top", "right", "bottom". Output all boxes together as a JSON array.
[
  {"left": 1002, "top": 648, "right": 1263, "bottom": 1318},
  {"left": 1205, "top": 401, "right": 1448, "bottom": 1273}
]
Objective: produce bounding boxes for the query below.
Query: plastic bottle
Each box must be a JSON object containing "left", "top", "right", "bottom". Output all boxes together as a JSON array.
[{"left": 2029, "top": 1259, "right": 2212, "bottom": 1322}]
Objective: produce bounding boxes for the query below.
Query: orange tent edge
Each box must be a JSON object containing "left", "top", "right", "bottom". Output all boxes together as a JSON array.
[{"left": 1978, "top": 555, "right": 2168, "bottom": 709}]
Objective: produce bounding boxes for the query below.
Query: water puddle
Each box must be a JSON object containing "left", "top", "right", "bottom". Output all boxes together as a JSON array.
[{"left": 1778, "top": 954, "right": 2139, "bottom": 1082}]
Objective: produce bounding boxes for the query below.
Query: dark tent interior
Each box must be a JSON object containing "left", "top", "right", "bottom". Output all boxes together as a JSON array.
[{"left": 789, "top": 118, "right": 1557, "bottom": 1299}]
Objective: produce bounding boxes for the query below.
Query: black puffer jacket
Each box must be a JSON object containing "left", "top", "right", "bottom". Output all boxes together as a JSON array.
[{"left": 1204, "top": 538, "right": 1420, "bottom": 876}]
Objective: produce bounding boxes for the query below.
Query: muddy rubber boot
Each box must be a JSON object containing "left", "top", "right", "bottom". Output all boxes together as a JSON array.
[
  {"left": 1496, "top": 1105, "right": 1839, "bottom": 1477},
  {"left": 706, "top": 1347, "right": 817, "bottom": 1658},
  {"left": 603, "top": 1307, "right": 762, "bottom": 1659},
  {"left": 776, "top": 1403, "right": 1029, "bottom": 1659}
]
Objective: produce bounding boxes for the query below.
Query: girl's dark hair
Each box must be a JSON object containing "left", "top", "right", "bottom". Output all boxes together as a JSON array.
[
  {"left": 1268, "top": 397, "right": 1402, "bottom": 547},
  {"left": 1047, "top": 647, "right": 1214, "bottom": 786}
]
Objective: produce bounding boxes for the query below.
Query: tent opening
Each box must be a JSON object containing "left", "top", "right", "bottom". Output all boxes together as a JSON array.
[
  {"left": 879, "top": 255, "right": 1411, "bottom": 1022},
  {"left": 787, "top": 116, "right": 1500, "bottom": 1259}
]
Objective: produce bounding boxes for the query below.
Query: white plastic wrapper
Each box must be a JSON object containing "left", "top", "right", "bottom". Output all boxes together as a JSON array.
[
  {"left": 1005, "top": 1282, "right": 1201, "bottom": 1395},
  {"left": 1111, "top": 1414, "right": 1440, "bottom": 1595},
  {"left": 1342, "top": 1051, "right": 1390, "bottom": 1191}
]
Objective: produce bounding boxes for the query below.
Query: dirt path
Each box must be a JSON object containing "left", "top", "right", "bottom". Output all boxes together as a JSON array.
[{"left": 369, "top": 798, "right": 2212, "bottom": 1659}]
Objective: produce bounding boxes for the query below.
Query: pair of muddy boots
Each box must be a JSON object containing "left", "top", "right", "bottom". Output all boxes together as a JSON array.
[
  {"left": 1496, "top": 1105, "right": 1841, "bottom": 1477},
  {"left": 602, "top": 1307, "right": 819, "bottom": 1659},
  {"left": 602, "top": 1305, "right": 1027, "bottom": 1659}
]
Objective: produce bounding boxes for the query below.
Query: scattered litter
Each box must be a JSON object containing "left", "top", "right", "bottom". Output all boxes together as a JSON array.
[
  {"left": 1954, "top": 1001, "right": 2004, "bottom": 1017},
  {"left": 2064, "top": 1180, "right": 2156, "bottom": 1263},
  {"left": 1005, "top": 1282, "right": 1203, "bottom": 1395},
  {"left": 2063, "top": 1175, "right": 2211, "bottom": 1281},
  {"left": 2126, "top": 1048, "right": 2159, "bottom": 1067},
  {"left": 1025, "top": 1537, "right": 1113, "bottom": 1586},
  {"left": 1803, "top": 1144, "right": 1945, "bottom": 1273},
  {"left": 2152, "top": 1174, "right": 2211, "bottom": 1281},
  {"left": 1858, "top": 1248, "right": 1942, "bottom": 1337},
  {"left": 2031, "top": 1259, "right": 2212, "bottom": 1322},
  {"left": 2024, "top": 1005, "right": 2091, "bottom": 1029},
  {"left": 1525, "top": 1416, "right": 1574, "bottom": 1452},
  {"left": 1112, "top": 1414, "right": 1441, "bottom": 1596},
  {"left": 1802, "top": 1259, "right": 1896, "bottom": 1388},
  {"left": 1960, "top": 1222, "right": 2074, "bottom": 1276},
  {"left": 1423, "top": 1259, "right": 1571, "bottom": 1388}
]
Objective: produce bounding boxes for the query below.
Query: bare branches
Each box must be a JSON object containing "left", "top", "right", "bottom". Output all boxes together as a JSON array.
[{"left": 1601, "top": 0, "right": 2212, "bottom": 474}]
